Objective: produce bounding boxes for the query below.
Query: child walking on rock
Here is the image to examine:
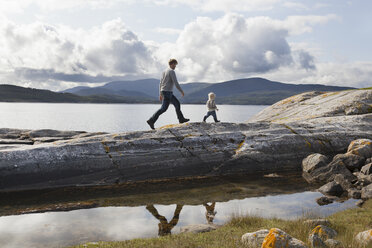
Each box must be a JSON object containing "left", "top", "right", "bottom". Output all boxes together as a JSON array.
[{"left": 203, "top": 92, "right": 220, "bottom": 123}]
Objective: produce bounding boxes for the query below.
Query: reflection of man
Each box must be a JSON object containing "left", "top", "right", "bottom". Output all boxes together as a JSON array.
[
  {"left": 203, "top": 202, "right": 216, "bottom": 224},
  {"left": 146, "top": 204, "right": 183, "bottom": 236}
]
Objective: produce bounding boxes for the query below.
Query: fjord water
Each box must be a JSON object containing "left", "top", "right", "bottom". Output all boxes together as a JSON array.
[
  {"left": 0, "top": 175, "right": 356, "bottom": 248},
  {"left": 0, "top": 102, "right": 267, "bottom": 132},
  {"left": 0, "top": 103, "right": 357, "bottom": 248}
]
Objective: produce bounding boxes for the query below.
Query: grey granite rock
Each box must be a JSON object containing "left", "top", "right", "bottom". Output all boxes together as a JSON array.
[
  {"left": 333, "top": 174, "right": 354, "bottom": 191},
  {"left": 347, "top": 139, "right": 372, "bottom": 159},
  {"left": 345, "top": 101, "right": 371, "bottom": 115},
  {"left": 302, "top": 158, "right": 356, "bottom": 185},
  {"left": 361, "top": 163, "right": 372, "bottom": 175},
  {"left": 179, "top": 224, "right": 217, "bottom": 234},
  {"left": 310, "top": 225, "right": 338, "bottom": 241},
  {"left": 332, "top": 153, "right": 365, "bottom": 171},
  {"left": 302, "top": 154, "right": 329, "bottom": 173},
  {"left": 241, "top": 229, "right": 269, "bottom": 247},
  {"left": 361, "top": 184, "right": 372, "bottom": 199},
  {"left": 318, "top": 181, "right": 344, "bottom": 197},
  {"left": 324, "top": 239, "right": 343, "bottom": 248},
  {"left": 355, "top": 200, "right": 365, "bottom": 207},
  {"left": 0, "top": 90, "right": 371, "bottom": 191},
  {"left": 355, "top": 229, "right": 372, "bottom": 246},
  {"left": 309, "top": 233, "right": 327, "bottom": 248},
  {"left": 262, "top": 228, "right": 307, "bottom": 248},
  {"left": 354, "top": 172, "right": 372, "bottom": 186},
  {"left": 316, "top": 196, "right": 334, "bottom": 206},
  {"left": 348, "top": 188, "right": 362, "bottom": 199},
  {"left": 27, "top": 129, "right": 85, "bottom": 138},
  {"left": 250, "top": 90, "right": 372, "bottom": 123},
  {"left": 366, "top": 157, "right": 372, "bottom": 164}
]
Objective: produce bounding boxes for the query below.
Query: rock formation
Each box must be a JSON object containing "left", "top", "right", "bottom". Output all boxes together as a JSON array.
[
  {"left": 355, "top": 229, "right": 372, "bottom": 246},
  {"left": 302, "top": 138, "right": 372, "bottom": 202},
  {"left": 241, "top": 224, "right": 346, "bottom": 248},
  {"left": 179, "top": 224, "right": 217, "bottom": 234},
  {"left": 0, "top": 90, "right": 371, "bottom": 191},
  {"left": 309, "top": 225, "right": 338, "bottom": 248},
  {"left": 241, "top": 229, "right": 270, "bottom": 247},
  {"left": 261, "top": 228, "right": 306, "bottom": 248}
]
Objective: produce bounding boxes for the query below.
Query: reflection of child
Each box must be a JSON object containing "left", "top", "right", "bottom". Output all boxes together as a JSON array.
[
  {"left": 203, "top": 202, "right": 217, "bottom": 224},
  {"left": 203, "top": 92, "right": 220, "bottom": 123}
]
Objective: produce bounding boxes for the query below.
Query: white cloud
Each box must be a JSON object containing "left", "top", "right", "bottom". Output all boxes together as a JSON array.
[
  {"left": 282, "top": 14, "right": 339, "bottom": 35},
  {"left": 0, "top": 0, "right": 286, "bottom": 16},
  {"left": 255, "top": 61, "right": 372, "bottom": 88},
  {"left": 154, "top": 27, "right": 182, "bottom": 35},
  {"left": 314, "top": 3, "right": 330, "bottom": 9},
  {"left": 0, "top": 11, "right": 370, "bottom": 90},
  {"left": 151, "top": 0, "right": 333, "bottom": 13},
  {"left": 0, "top": 0, "right": 137, "bottom": 14},
  {"left": 154, "top": 13, "right": 338, "bottom": 83},
  {"left": 301, "top": 62, "right": 372, "bottom": 88},
  {"left": 153, "top": 0, "right": 281, "bottom": 12},
  {"left": 0, "top": 18, "right": 160, "bottom": 90},
  {"left": 283, "top": 2, "right": 309, "bottom": 10},
  {"left": 152, "top": 13, "right": 372, "bottom": 88}
]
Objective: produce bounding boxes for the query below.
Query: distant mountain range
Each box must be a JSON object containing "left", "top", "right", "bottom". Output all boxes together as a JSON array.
[
  {"left": 62, "top": 78, "right": 210, "bottom": 99},
  {"left": 0, "top": 84, "right": 156, "bottom": 103},
  {"left": 0, "top": 78, "right": 355, "bottom": 105},
  {"left": 61, "top": 77, "right": 354, "bottom": 104}
]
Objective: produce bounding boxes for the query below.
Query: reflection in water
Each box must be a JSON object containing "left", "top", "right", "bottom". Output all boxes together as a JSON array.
[
  {"left": 0, "top": 173, "right": 358, "bottom": 248},
  {"left": 0, "top": 192, "right": 357, "bottom": 248},
  {"left": 203, "top": 202, "right": 216, "bottom": 224},
  {"left": 146, "top": 204, "right": 183, "bottom": 236}
]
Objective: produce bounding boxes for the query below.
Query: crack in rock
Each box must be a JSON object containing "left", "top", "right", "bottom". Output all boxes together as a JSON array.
[
  {"left": 167, "top": 129, "right": 205, "bottom": 163},
  {"left": 100, "top": 139, "right": 125, "bottom": 183}
]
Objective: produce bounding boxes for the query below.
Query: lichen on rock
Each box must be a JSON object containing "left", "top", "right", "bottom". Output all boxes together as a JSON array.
[
  {"left": 241, "top": 229, "right": 269, "bottom": 247},
  {"left": 347, "top": 139, "right": 372, "bottom": 158},
  {"left": 309, "top": 225, "right": 338, "bottom": 248},
  {"left": 310, "top": 225, "right": 337, "bottom": 240},
  {"left": 261, "top": 228, "right": 306, "bottom": 248},
  {"left": 355, "top": 229, "right": 372, "bottom": 246}
]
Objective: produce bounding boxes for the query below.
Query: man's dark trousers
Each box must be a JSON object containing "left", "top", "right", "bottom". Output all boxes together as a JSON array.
[{"left": 150, "top": 91, "right": 185, "bottom": 123}]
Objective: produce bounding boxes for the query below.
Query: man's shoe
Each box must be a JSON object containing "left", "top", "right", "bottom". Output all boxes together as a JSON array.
[
  {"left": 147, "top": 119, "right": 155, "bottom": 130},
  {"left": 179, "top": 118, "right": 190, "bottom": 124},
  {"left": 215, "top": 120, "right": 220, "bottom": 123}
]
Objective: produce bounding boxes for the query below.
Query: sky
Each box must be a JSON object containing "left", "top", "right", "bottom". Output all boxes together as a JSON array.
[{"left": 0, "top": 0, "right": 371, "bottom": 91}]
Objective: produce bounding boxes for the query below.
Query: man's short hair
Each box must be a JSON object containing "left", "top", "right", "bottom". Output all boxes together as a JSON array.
[{"left": 168, "top": 59, "right": 178, "bottom": 65}]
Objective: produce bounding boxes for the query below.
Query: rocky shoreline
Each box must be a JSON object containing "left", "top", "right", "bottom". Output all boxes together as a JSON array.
[
  {"left": 0, "top": 89, "right": 371, "bottom": 192},
  {"left": 242, "top": 223, "right": 372, "bottom": 247},
  {"left": 74, "top": 200, "right": 372, "bottom": 248},
  {"left": 302, "top": 139, "right": 372, "bottom": 206}
]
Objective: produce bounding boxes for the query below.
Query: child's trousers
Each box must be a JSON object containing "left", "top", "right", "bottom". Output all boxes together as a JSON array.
[{"left": 203, "top": 110, "right": 218, "bottom": 122}]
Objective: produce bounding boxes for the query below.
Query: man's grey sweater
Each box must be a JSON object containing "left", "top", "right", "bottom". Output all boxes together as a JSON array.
[{"left": 159, "top": 68, "right": 183, "bottom": 94}]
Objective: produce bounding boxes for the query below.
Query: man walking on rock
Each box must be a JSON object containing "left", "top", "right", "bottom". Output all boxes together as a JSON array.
[{"left": 147, "top": 59, "right": 189, "bottom": 130}]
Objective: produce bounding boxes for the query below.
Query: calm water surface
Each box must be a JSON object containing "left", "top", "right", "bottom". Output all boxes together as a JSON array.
[
  {"left": 0, "top": 189, "right": 356, "bottom": 248},
  {"left": 0, "top": 103, "right": 267, "bottom": 132},
  {"left": 0, "top": 103, "right": 357, "bottom": 248}
]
